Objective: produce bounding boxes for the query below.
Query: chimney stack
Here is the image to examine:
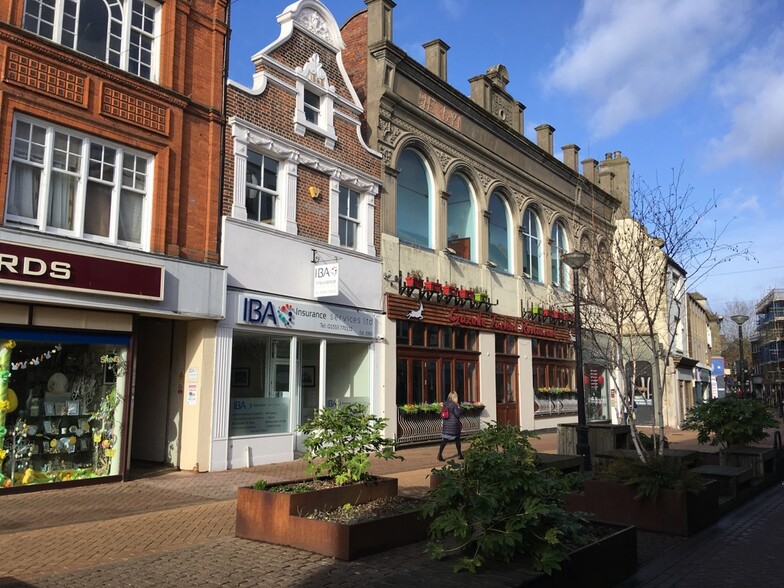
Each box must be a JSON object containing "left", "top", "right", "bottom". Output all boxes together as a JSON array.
[
  {"left": 535, "top": 124, "right": 555, "bottom": 155},
  {"left": 366, "top": 0, "right": 395, "bottom": 46},
  {"left": 581, "top": 158, "right": 599, "bottom": 184},
  {"left": 562, "top": 144, "right": 580, "bottom": 172},
  {"left": 423, "top": 39, "right": 449, "bottom": 81},
  {"left": 599, "top": 150, "right": 631, "bottom": 216}
]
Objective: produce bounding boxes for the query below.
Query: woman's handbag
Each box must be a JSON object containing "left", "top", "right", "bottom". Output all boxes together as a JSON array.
[{"left": 440, "top": 405, "right": 450, "bottom": 419}]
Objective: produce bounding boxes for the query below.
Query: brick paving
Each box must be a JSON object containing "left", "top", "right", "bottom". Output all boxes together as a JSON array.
[{"left": 0, "top": 422, "right": 782, "bottom": 587}]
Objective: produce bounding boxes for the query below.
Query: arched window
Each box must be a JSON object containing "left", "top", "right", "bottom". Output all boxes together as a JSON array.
[
  {"left": 446, "top": 174, "right": 476, "bottom": 261},
  {"left": 396, "top": 149, "right": 431, "bottom": 248},
  {"left": 522, "top": 208, "right": 542, "bottom": 282},
  {"left": 22, "top": 0, "right": 159, "bottom": 81},
  {"left": 488, "top": 191, "right": 511, "bottom": 272},
  {"left": 551, "top": 222, "right": 568, "bottom": 288}
]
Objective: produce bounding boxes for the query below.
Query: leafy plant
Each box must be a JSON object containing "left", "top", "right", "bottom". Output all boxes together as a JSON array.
[
  {"left": 297, "top": 402, "right": 402, "bottom": 486},
  {"left": 423, "top": 423, "right": 587, "bottom": 574},
  {"left": 252, "top": 479, "right": 268, "bottom": 491},
  {"left": 596, "top": 456, "right": 705, "bottom": 501},
  {"left": 399, "top": 402, "right": 485, "bottom": 415},
  {"left": 682, "top": 396, "right": 779, "bottom": 450},
  {"left": 637, "top": 431, "right": 668, "bottom": 451}
]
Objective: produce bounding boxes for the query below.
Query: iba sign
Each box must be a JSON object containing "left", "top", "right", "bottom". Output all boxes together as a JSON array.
[{"left": 313, "top": 262, "right": 339, "bottom": 297}]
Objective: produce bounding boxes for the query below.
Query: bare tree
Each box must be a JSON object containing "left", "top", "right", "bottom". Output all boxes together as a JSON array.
[{"left": 574, "top": 166, "right": 753, "bottom": 461}]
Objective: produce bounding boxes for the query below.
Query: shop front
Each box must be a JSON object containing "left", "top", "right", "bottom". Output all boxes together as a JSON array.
[
  {"left": 210, "top": 290, "right": 380, "bottom": 470},
  {"left": 0, "top": 235, "right": 225, "bottom": 491},
  {"left": 386, "top": 295, "right": 579, "bottom": 443}
]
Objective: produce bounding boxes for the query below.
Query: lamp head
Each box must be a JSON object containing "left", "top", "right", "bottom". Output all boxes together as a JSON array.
[
  {"left": 730, "top": 314, "right": 749, "bottom": 326},
  {"left": 562, "top": 250, "right": 590, "bottom": 270}
]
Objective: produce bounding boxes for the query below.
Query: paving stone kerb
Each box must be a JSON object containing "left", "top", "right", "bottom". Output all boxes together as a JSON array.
[{"left": 1, "top": 422, "right": 782, "bottom": 587}]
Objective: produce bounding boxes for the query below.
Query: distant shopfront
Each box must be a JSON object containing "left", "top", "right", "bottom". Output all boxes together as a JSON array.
[{"left": 386, "top": 295, "right": 605, "bottom": 440}]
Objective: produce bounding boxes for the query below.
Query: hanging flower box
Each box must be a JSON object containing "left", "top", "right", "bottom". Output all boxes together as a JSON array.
[
  {"left": 423, "top": 279, "right": 442, "bottom": 293},
  {"left": 441, "top": 284, "right": 455, "bottom": 297},
  {"left": 404, "top": 272, "right": 423, "bottom": 289},
  {"left": 458, "top": 288, "right": 473, "bottom": 300},
  {"left": 543, "top": 308, "right": 551, "bottom": 317}
]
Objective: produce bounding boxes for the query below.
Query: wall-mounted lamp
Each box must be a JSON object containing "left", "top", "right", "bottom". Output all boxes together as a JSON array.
[
  {"left": 309, "top": 186, "right": 320, "bottom": 199},
  {"left": 443, "top": 247, "right": 457, "bottom": 256},
  {"left": 485, "top": 260, "right": 498, "bottom": 269}
]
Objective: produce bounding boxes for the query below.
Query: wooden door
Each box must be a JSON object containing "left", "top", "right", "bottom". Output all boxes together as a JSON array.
[{"left": 496, "top": 359, "right": 519, "bottom": 427}]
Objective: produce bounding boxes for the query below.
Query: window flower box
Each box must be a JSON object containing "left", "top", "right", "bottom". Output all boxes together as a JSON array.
[
  {"left": 440, "top": 284, "right": 456, "bottom": 297},
  {"left": 404, "top": 272, "right": 423, "bottom": 289},
  {"left": 423, "top": 278, "right": 441, "bottom": 293}
]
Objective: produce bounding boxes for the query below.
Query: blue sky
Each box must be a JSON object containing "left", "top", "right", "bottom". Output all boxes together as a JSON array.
[{"left": 228, "top": 0, "right": 784, "bottom": 316}]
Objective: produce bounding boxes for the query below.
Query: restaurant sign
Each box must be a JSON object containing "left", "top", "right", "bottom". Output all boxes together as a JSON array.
[{"left": 387, "top": 295, "right": 570, "bottom": 342}]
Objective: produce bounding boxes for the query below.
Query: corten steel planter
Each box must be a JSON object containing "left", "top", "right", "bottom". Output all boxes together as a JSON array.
[
  {"left": 283, "top": 506, "right": 430, "bottom": 560},
  {"left": 526, "top": 522, "right": 637, "bottom": 587},
  {"left": 563, "top": 478, "right": 720, "bottom": 536},
  {"left": 236, "top": 476, "right": 398, "bottom": 546}
]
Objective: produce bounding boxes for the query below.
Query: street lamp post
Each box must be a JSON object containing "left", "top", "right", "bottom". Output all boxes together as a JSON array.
[
  {"left": 731, "top": 314, "right": 749, "bottom": 397},
  {"left": 562, "top": 250, "right": 591, "bottom": 472}
]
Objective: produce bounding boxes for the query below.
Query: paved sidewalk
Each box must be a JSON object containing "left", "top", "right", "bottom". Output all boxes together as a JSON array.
[{"left": 0, "top": 423, "right": 782, "bottom": 587}]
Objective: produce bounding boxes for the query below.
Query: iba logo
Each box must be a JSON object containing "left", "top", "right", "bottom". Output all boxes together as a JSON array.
[
  {"left": 242, "top": 298, "right": 296, "bottom": 327},
  {"left": 277, "top": 304, "right": 295, "bottom": 327}
]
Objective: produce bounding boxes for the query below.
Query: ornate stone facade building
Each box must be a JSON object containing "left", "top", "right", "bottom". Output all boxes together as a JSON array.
[{"left": 342, "top": 0, "right": 630, "bottom": 440}]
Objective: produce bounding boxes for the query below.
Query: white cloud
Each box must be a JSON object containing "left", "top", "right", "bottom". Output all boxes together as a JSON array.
[
  {"left": 439, "top": 0, "right": 468, "bottom": 19},
  {"left": 736, "top": 194, "right": 760, "bottom": 212},
  {"left": 547, "top": 0, "right": 751, "bottom": 137},
  {"left": 707, "top": 31, "right": 784, "bottom": 168}
]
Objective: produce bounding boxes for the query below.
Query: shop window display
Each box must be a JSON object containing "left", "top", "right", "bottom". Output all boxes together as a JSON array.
[
  {"left": 0, "top": 335, "right": 128, "bottom": 488},
  {"left": 228, "top": 333, "right": 291, "bottom": 437}
]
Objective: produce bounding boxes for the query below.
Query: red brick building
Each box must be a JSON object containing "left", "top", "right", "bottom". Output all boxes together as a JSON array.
[
  {"left": 0, "top": 0, "right": 229, "bottom": 490},
  {"left": 209, "top": 0, "right": 383, "bottom": 469}
]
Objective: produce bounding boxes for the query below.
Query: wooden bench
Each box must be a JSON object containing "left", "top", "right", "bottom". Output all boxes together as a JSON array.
[
  {"left": 536, "top": 453, "right": 583, "bottom": 474},
  {"left": 721, "top": 447, "right": 776, "bottom": 479},
  {"left": 692, "top": 465, "right": 753, "bottom": 498}
]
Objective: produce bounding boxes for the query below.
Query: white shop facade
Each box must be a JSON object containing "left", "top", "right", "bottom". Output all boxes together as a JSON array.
[{"left": 209, "top": 223, "right": 384, "bottom": 471}]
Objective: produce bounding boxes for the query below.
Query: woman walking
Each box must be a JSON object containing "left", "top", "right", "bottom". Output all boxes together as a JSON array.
[{"left": 437, "top": 391, "right": 463, "bottom": 461}]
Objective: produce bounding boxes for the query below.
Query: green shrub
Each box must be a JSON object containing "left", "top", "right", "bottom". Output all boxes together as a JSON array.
[
  {"left": 682, "top": 396, "right": 779, "bottom": 449},
  {"left": 637, "top": 430, "right": 668, "bottom": 451},
  {"left": 297, "top": 402, "right": 402, "bottom": 486},
  {"left": 596, "top": 456, "right": 706, "bottom": 501},
  {"left": 423, "top": 423, "right": 587, "bottom": 574}
]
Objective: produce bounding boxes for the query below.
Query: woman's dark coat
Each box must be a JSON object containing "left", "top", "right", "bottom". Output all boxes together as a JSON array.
[{"left": 441, "top": 399, "right": 462, "bottom": 438}]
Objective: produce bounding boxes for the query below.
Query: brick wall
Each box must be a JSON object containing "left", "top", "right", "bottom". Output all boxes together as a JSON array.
[
  {"left": 340, "top": 11, "right": 369, "bottom": 110},
  {"left": 0, "top": 0, "right": 229, "bottom": 265},
  {"left": 296, "top": 167, "right": 331, "bottom": 242}
]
